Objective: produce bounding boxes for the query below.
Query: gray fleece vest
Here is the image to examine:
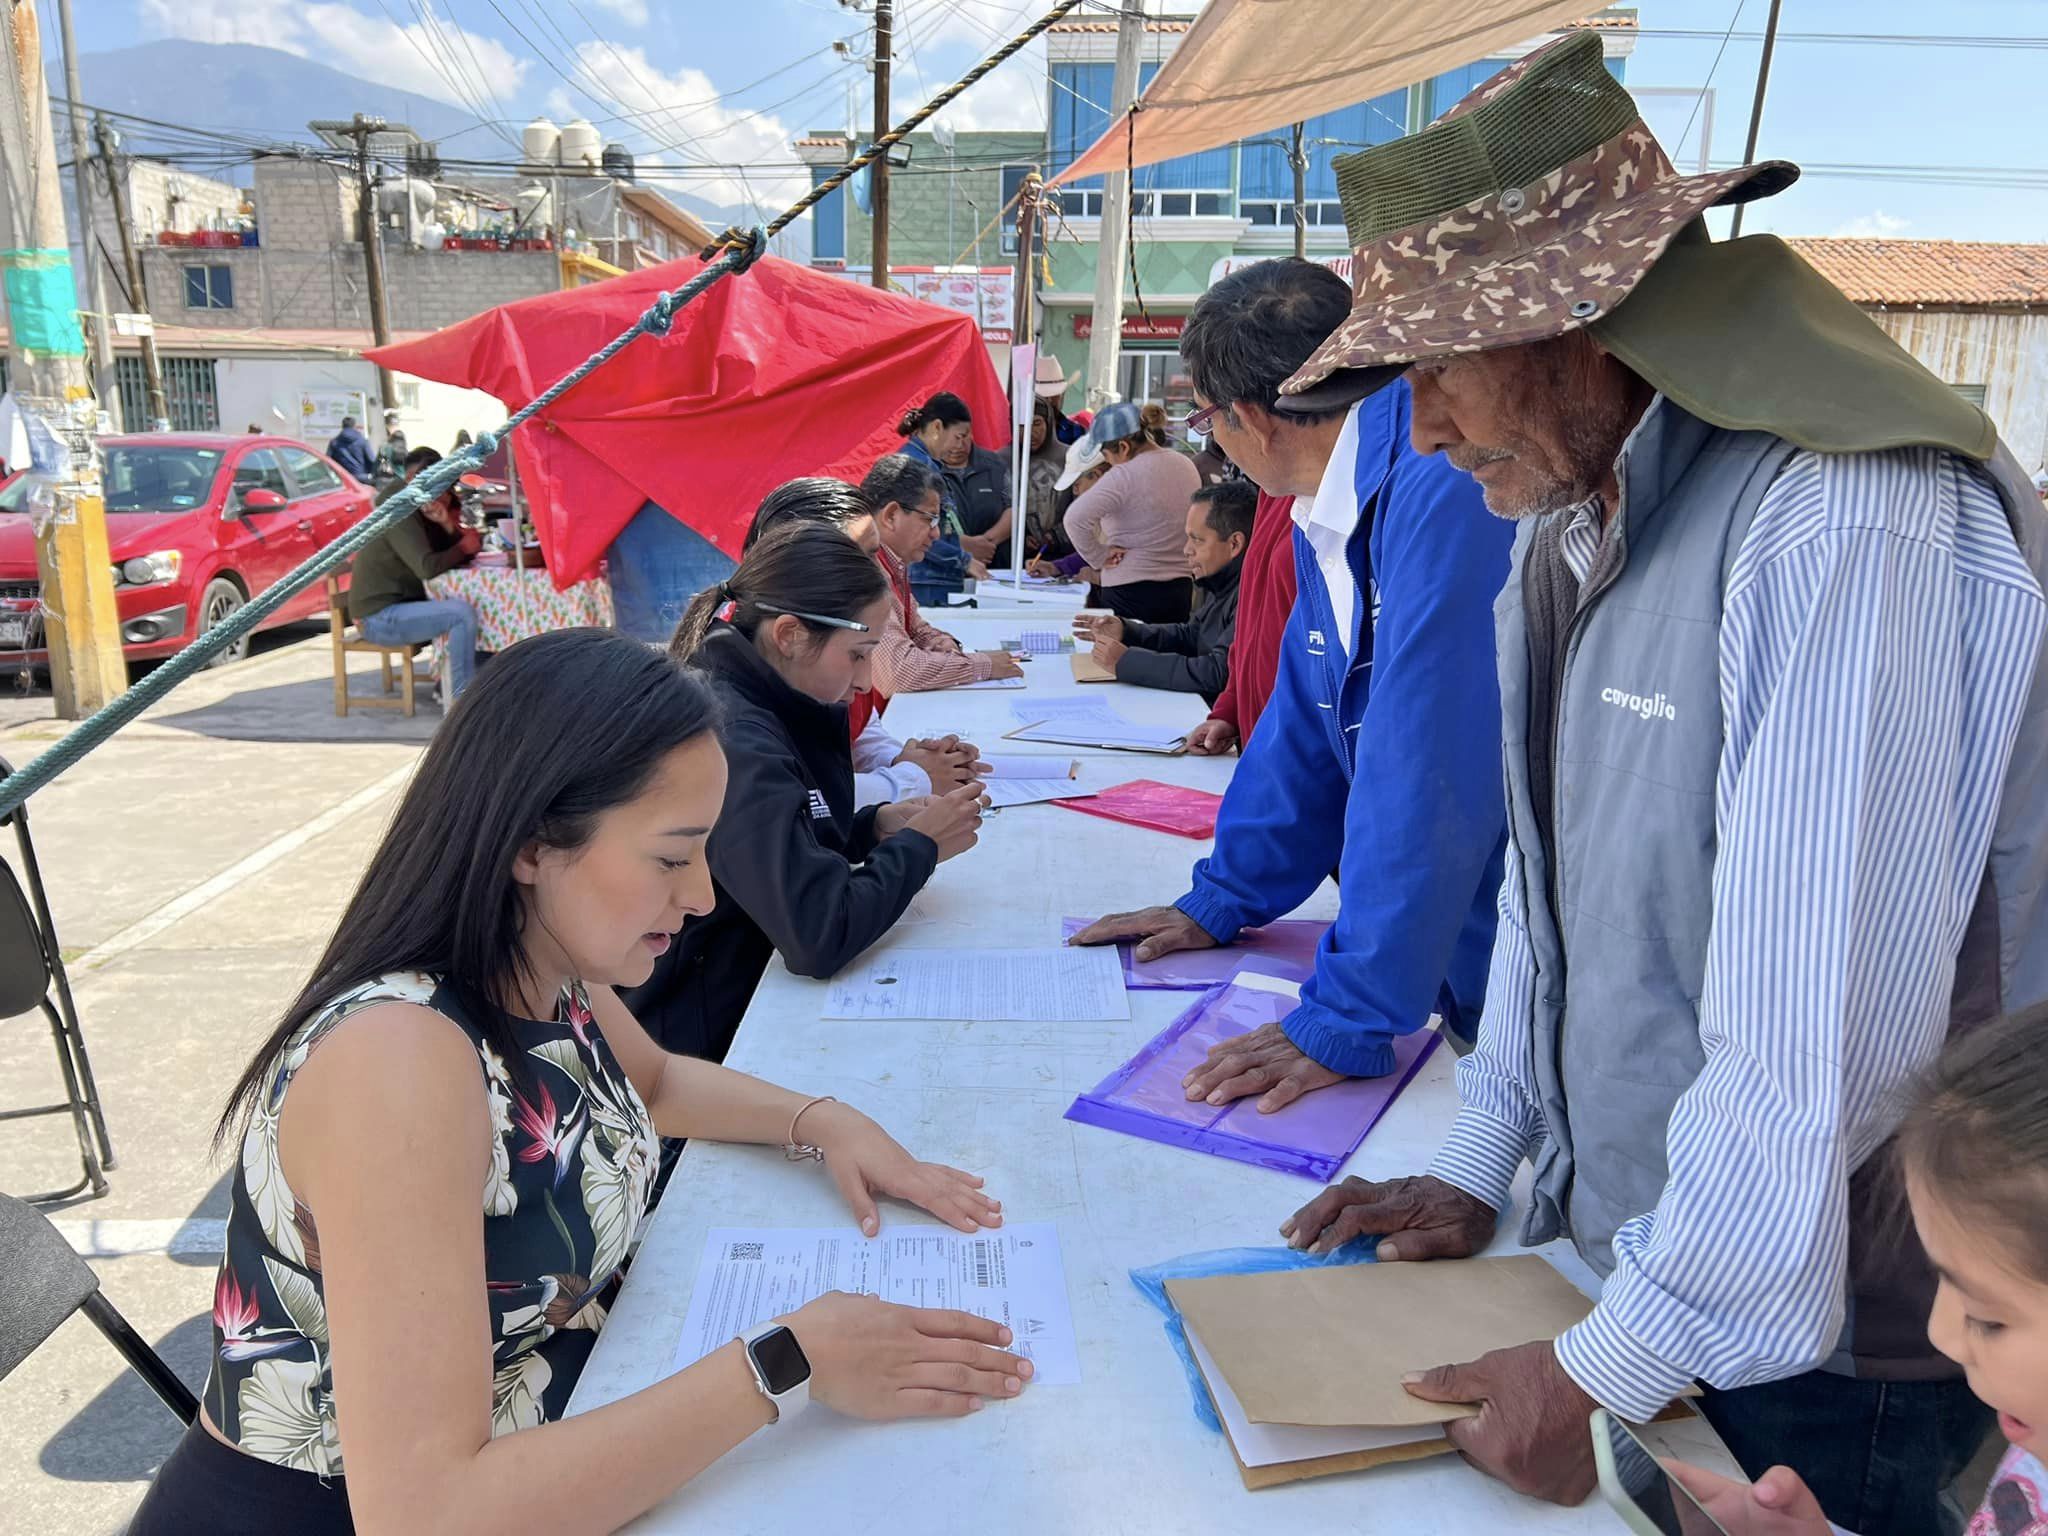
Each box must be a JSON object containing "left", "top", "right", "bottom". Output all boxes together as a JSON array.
[{"left": 1496, "top": 400, "right": 2048, "bottom": 1379}]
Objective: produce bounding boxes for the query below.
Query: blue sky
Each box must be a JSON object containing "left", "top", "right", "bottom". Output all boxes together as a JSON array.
[{"left": 77, "top": 0, "right": 2048, "bottom": 241}]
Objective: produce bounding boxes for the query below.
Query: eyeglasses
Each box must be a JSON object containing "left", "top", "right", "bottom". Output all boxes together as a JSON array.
[
  {"left": 1180, "top": 400, "right": 1226, "bottom": 436},
  {"left": 754, "top": 602, "right": 869, "bottom": 634}
]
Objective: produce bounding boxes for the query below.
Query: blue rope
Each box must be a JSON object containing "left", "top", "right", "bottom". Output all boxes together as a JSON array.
[{"left": 0, "top": 229, "right": 767, "bottom": 821}]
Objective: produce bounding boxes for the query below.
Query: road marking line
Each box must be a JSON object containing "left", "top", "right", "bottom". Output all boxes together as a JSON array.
[
  {"left": 70, "top": 760, "right": 416, "bottom": 973},
  {"left": 53, "top": 1217, "right": 228, "bottom": 1259}
]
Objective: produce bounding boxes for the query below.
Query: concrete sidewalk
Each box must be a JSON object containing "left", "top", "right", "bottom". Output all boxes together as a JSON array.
[{"left": 0, "top": 631, "right": 432, "bottom": 1534}]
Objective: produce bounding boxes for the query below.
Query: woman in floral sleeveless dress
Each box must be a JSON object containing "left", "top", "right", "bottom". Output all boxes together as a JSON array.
[{"left": 131, "top": 619, "right": 1031, "bottom": 1535}]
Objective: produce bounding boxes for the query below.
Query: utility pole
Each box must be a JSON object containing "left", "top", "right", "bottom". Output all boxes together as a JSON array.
[
  {"left": 1728, "top": 0, "right": 1784, "bottom": 239},
  {"left": 313, "top": 116, "right": 397, "bottom": 404},
  {"left": 93, "top": 113, "right": 168, "bottom": 429},
  {"left": 0, "top": 0, "right": 128, "bottom": 716},
  {"left": 1007, "top": 173, "right": 1041, "bottom": 589},
  {"left": 869, "top": 0, "right": 892, "bottom": 288},
  {"left": 1289, "top": 121, "right": 1308, "bottom": 260},
  {"left": 55, "top": 0, "right": 116, "bottom": 427},
  {"left": 1083, "top": 0, "right": 1144, "bottom": 410}
]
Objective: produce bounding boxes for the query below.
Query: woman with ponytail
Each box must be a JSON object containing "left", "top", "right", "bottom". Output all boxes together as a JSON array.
[{"left": 626, "top": 517, "right": 986, "bottom": 1063}]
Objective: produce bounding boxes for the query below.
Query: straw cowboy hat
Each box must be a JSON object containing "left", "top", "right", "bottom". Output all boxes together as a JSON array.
[
  {"left": 1278, "top": 31, "right": 1797, "bottom": 412},
  {"left": 1034, "top": 352, "right": 1079, "bottom": 399}
]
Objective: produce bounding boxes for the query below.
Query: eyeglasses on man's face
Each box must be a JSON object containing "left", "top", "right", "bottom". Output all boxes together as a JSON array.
[{"left": 1180, "top": 399, "right": 1226, "bottom": 437}]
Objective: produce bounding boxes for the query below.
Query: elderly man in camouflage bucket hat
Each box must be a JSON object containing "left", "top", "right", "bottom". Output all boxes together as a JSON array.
[{"left": 1277, "top": 32, "right": 2048, "bottom": 1532}]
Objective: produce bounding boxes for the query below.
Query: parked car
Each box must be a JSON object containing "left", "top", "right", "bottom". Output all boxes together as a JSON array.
[{"left": 0, "top": 434, "right": 374, "bottom": 667}]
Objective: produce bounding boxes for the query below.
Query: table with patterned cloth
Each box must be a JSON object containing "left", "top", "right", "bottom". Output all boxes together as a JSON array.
[{"left": 426, "top": 557, "right": 614, "bottom": 652}]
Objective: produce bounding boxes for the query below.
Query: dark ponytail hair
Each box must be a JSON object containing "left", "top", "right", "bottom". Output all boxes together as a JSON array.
[
  {"left": 671, "top": 520, "right": 888, "bottom": 663},
  {"left": 895, "top": 390, "right": 972, "bottom": 438},
  {"left": 743, "top": 476, "right": 872, "bottom": 552},
  {"left": 217, "top": 629, "right": 718, "bottom": 1145},
  {"left": 1897, "top": 1001, "right": 2048, "bottom": 1279},
  {"left": 1138, "top": 402, "right": 1171, "bottom": 448}
]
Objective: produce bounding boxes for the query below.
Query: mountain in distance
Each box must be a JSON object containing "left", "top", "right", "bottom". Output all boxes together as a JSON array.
[{"left": 60, "top": 40, "right": 793, "bottom": 254}]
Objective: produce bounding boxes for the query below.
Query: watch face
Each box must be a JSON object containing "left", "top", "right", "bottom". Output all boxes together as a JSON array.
[{"left": 750, "top": 1326, "right": 812, "bottom": 1395}]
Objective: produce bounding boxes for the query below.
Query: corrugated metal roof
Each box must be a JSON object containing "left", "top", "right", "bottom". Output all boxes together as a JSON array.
[{"left": 1786, "top": 238, "right": 2048, "bottom": 308}]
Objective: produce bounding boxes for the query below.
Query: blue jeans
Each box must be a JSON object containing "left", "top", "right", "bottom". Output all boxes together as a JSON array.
[
  {"left": 608, "top": 501, "right": 736, "bottom": 645},
  {"left": 1698, "top": 1371, "right": 1992, "bottom": 1536},
  {"left": 360, "top": 598, "right": 480, "bottom": 699}
]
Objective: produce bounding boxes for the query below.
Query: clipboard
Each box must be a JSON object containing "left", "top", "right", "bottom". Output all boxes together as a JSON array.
[{"left": 1002, "top": 721, "right": 1188, "bottom": 755}]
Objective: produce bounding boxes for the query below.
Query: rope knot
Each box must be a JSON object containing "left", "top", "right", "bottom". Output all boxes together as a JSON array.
[
  {"left": 472, "top": 429, "right": 501, "bottom": 459},
  {"left": 643, "top": 292, "right": 680, "bottom": 337}
]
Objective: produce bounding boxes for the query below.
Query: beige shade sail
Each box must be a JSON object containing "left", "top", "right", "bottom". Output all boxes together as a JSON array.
[{"left": 1054, "top": 0, "right": 1617, "bottom": 185}]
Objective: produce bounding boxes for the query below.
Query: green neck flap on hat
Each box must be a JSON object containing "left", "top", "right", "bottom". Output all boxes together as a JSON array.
[
  {"left": 1335, "top": 31, "right": 1638, "bottom": 246},
  {"left": 1591, "top": 224, "right": 1997, "bottom": 461}
]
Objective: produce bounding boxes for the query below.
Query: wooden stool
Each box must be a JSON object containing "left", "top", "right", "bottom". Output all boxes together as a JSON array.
[{"left": 327, "top": 576, "right": 418, "bottom": 717}]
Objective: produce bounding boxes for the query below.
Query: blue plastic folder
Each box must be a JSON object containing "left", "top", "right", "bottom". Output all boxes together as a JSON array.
[{"left": 1131, "top": 1241, "right": 1378, "bottom": 1431}]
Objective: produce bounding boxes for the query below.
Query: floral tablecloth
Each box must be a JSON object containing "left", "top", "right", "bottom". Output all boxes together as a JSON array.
[{"left": 427, "top": 560, "right": 614, "bottom": 652}]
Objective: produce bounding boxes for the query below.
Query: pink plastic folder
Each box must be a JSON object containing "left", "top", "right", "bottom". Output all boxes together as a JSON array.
[
  {"left": 1052, "top": 779, "right": 1222, "bottom": 839},
  {"left": 1062, "top": 916, "right": 1329, "bottom": 990},
  {"left": 1065, "top": 982, "right": 1441, "bottom": 1181}
]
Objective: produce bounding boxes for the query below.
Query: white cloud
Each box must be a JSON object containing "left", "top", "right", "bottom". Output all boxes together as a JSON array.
[
  {"left": 566, "top": 42, "right": 823, "bottom": 211},
  {"left": 929, "top": 45, "right": 1046, "bottom": 134},
  {"left": 1829, "top": 210, "right": 1910, "bottom": 239},
  {"left": 581, "top": 0, "right": 651, "bottom": 25},
  {"left": 138, "top": 0, "right": 530, "bottom": 111}
]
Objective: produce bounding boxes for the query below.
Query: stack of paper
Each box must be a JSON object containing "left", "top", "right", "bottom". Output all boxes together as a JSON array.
[
  {"left": 977, "top": 754, "right": 1090, "bottom": 809},
  {"left": 1162, "top": 1257, "right": 1600, "bottom": 1487},
  {"left": 823, "top": 946, "right": 1130, "bottom": 1022},
  {"left": 1005, "top": 698, "right": 1188, "bottom": 755}
]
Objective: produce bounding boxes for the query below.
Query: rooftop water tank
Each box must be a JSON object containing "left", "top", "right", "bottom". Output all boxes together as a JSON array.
[
  {"left": 601, "top": 143, "right": 635, "bottom": 182},
  {"left": 560, "top": 118, "right": 602, "bottom": 170},
  {"left": 521, "top": 116, "right": 560, "bottom": 170}
]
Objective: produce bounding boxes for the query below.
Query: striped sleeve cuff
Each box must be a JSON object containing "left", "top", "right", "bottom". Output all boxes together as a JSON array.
[
  {"left": 1427, "top": 1103, "right": 1531, "bottom": 1214},
  {"left": 1554, "top": 1302, "right": 1699, "bottom": 1423}
]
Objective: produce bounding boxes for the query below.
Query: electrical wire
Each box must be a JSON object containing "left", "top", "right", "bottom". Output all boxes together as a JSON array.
[{"left": 1678, "top": 0, "right": 1748, "bottom": 163}]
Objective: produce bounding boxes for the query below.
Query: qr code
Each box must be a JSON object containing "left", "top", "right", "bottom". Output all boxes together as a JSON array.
[{"left": 728, "top": 1242, "right": 765, "bottom": 1260}]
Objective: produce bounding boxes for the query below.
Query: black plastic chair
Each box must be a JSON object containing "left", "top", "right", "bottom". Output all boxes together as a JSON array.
[
  {"left": 0, "top": 755, "right": 115, "bottom": 1202},
  {"left": 0, "top": 1192, "right": 197, "bottom": 1423}
]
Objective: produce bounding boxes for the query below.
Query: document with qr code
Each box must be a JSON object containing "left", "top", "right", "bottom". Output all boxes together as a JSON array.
[{"left": 671, "top": 1223, "right": 1079, "bottom": 1385}]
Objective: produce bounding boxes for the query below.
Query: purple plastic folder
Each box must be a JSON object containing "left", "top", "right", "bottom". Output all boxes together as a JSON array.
[
  {"left": 1065, "top": 981, "right": 1441, "bottom": 1181},
  {"left": 1061, "top": 916, "right": 1328, "bottom": 990}
]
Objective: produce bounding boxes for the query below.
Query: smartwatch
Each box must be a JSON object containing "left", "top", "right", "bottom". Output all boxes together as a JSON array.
[{"left": 739, "top": 1322, "right": 812, "bottom": 1423}]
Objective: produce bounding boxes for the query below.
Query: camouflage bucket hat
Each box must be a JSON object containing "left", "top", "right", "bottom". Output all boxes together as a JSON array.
[{"left": 1276, "top": 31, "right": 1798, "bottom": 413}]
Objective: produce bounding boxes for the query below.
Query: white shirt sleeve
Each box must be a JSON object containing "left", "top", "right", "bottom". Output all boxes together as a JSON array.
[{"left": 851, "top": 716, "right": 932, "bottom": 809}]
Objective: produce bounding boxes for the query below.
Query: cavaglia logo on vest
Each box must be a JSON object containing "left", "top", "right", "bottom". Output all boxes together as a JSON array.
[{"left": 1599, "top": 686, "right": 1678, "bottom": 723}]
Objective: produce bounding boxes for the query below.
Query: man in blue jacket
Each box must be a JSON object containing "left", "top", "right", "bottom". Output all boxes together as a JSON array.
[
  {"left": 324, "top": 415, "right": 377, "bottom": 483},
  {"left": 1073, "top": 258, "right": 1510, "bottom": 1109}
]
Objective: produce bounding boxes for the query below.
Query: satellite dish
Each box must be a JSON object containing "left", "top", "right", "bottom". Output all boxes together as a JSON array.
[{"left": 931, "top": 118, "right": 957, "bottom": 153}]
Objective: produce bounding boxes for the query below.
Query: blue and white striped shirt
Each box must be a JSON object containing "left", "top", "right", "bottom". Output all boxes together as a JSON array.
[{"left": 1430, "top": 442, "right": 2048, "bottom": 1420}]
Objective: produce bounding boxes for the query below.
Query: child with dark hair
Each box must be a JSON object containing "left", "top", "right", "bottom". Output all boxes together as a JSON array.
[
  {"left": 1076, "top": 480, "right": 1254, "bottom": 705},
  {"left": 628, "top": 518, "right": 986, "bottom": 1063},
  {"left": 1665, "top": 1003, "right": 2048, "bottom": 1535}
]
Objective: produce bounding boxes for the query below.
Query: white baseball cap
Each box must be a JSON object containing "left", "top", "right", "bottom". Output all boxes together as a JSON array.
[{"left": 1053, "top": 433, "right": 1104, "bottom": 491}]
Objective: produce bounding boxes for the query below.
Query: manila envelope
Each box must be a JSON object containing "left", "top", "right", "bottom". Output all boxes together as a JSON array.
[
  {"left": 1165, "top": 1254, "right": 1595, "bottom": 1428},
  {"left": 1070, "top": 651, "right": 1117, "bottom": 683}
]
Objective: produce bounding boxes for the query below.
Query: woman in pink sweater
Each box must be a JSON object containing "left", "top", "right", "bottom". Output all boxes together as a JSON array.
[{"left": 1062, "top": 401, "right": 1200, "bottom": 624}]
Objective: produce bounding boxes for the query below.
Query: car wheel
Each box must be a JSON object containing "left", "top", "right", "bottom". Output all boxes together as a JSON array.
[{"left": 198, "top": 577, "right": 250, "bottom": 666}]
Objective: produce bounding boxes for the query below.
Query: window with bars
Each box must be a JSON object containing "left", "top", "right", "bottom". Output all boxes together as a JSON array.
[{"left": 115, "top": 355, "right": 220, "bottom": 432}]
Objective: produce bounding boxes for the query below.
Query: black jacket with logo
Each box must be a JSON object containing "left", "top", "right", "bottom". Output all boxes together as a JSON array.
[
  {"left": 622, "top": 625, "right": 939, "bottom": 1061},
  {"left": 1114, "top": 553, "right": 1243, "bottom": 705}
]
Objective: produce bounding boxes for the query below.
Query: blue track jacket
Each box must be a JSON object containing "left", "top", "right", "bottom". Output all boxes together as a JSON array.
[{"left": 1174, "top": 381, "right": 1511, "bottom": 1077}]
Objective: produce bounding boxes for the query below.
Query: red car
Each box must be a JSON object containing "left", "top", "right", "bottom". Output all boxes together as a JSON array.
[{"left": 0, "top": 433, "right": 374, "bottom": 666}]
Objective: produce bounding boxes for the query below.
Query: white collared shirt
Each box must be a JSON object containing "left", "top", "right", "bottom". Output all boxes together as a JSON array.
[{"left": 1290, "top": 401, "right": 1364, "bottom": 658}]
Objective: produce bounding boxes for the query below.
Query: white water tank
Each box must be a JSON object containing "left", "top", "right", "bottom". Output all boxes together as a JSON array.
[
  {"left": 522, "top": 115, "right": 560, "bottom": 169},
  {"left": 560, "top": 118, "right": 602, "bottom": 169},
  {"left": 515, "top": 183, "right": 553, "bottom": 231},
  {"left": 377, "top": 176, "right": 437, "bottom": 223}
]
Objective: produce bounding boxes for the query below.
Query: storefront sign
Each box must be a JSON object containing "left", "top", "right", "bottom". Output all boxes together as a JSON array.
[
  {"left": 1072, "top": 313, "right": 1187, "bottom": 341},
  {"left": 848, "top": 266, "right": 1015, "bottom": 343},
  {"left": 299, "top": 387, "right": 369, "bottom": 437}
]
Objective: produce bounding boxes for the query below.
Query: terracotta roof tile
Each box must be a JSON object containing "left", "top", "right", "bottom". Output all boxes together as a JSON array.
[
  {"left": 1047, "top": 18, "right": 1191, "bottom": 32},
  {"left": 1785, "top": 238, "right": 2048, "bottom": 308},
  {"left": 794, "top": 136, "right": 849, "bottom": 147}
]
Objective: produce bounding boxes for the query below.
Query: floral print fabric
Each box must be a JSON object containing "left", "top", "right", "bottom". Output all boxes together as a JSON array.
[
  {"left": 1971, "top": 1444, "right": 2048, "bottom": 1536},
  {"left": 203, "top": 973, "right": 659, "bottom": 1476}
]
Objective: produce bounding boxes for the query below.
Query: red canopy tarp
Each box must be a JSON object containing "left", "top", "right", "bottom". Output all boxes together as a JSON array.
[{"left": 365, "top": 254, "right": 1010, "bottom": 587}]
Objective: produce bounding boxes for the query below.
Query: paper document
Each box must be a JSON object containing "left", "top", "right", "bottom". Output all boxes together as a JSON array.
[
  {"left": 979, "top": 753, "right": 1078, "bottom": 780},
  {"left": 672, "top": 1224, "right": 1080, "bottom": 1386},
  {"left": 1185, "top": 1323, "right": 1441, "bottom": 1469},
  {"left": 1005, "top": 698, "right": 1187, "bottom": 754},
  {"left": 985, "top": 779, "right": 1093, "bottom": 809},
  {"left": 955, "top": 674, "right": 1027, "bottom": 690},
  {"left": 1001, "top": 630, "right": 1073, "bottom": 655},
  {"left": 823, "top": 946, "right": 1129, "bottom": 1021}
]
